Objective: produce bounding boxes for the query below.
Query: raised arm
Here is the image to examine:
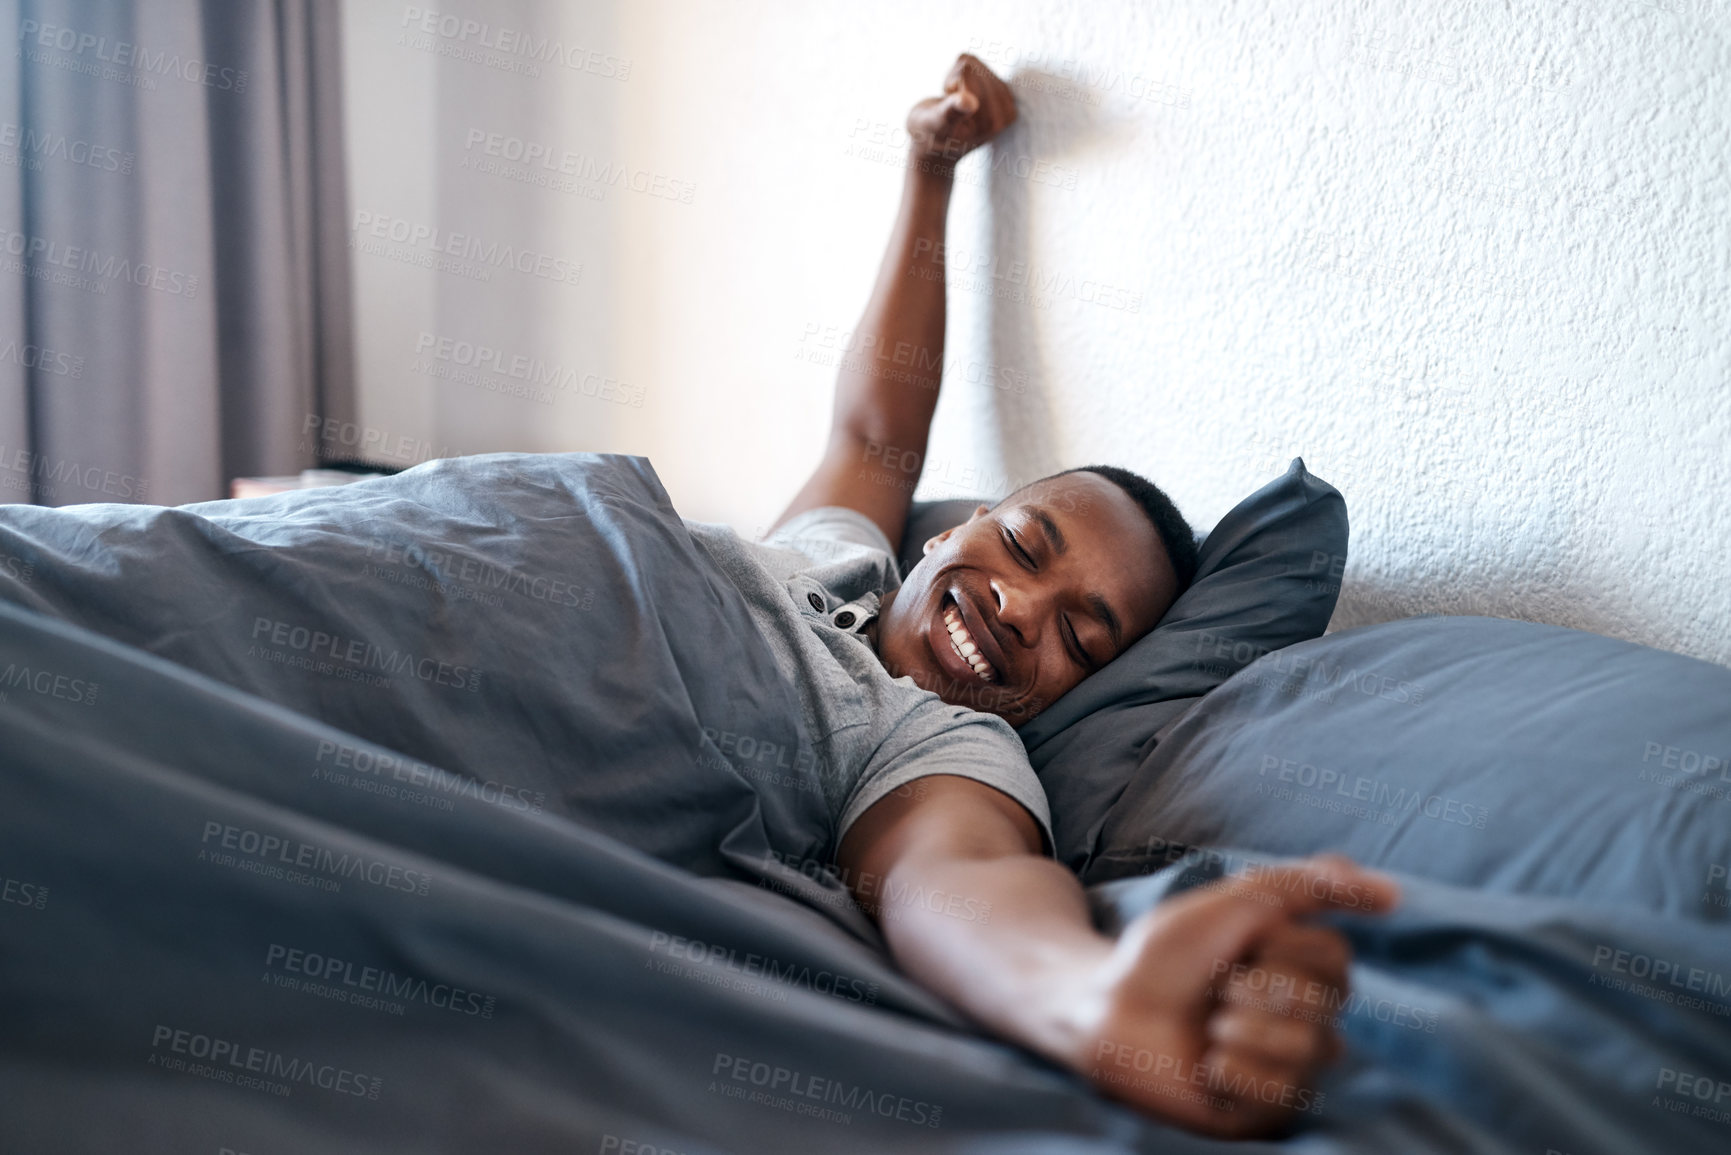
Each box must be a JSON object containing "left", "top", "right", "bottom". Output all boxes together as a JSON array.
[
  {"left": 836, "top": 778, "right": 1400, "bottom": 1139},
  {"left": 765, "top": 54, "right": 1017, "bottom": 548}
]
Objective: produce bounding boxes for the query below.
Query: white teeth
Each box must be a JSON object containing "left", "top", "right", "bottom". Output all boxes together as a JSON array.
[{"left": 942, "top": 600, "right": 996, "bottom": 682}]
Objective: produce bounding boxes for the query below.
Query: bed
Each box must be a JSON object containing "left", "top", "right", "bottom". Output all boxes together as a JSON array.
[{"left": 1, "top": 452, "right": 1726, "bottom": 1153}]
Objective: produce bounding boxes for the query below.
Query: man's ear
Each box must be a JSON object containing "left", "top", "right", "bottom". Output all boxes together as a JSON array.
[{"left": 924, "top": 503, "right": 992, "bottom": 555}]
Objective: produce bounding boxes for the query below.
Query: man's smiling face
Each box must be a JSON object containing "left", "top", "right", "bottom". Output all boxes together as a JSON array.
[{"left": 870, "top": 472, "right": 1179, "bottom": 725}]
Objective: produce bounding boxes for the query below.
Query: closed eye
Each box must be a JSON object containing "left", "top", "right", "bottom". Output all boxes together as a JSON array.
[
  {"left": 1065, "top": 619, "right": 1097, "bottom": 670},
  {"left": 1006, "top": 528, "right": 1094, "bottom": 667}
]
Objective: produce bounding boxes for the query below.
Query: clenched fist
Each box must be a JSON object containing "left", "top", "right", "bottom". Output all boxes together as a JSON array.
[
  {"left": 1073, "top": 855, "right": 1400, "bottom": 1138},
  {"left": 905, "top": 53, "right": 1017, "bottom": 170}
]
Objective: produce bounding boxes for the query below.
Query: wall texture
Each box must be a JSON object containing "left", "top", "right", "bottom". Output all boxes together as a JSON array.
[{"left": 344, "top": 0, "right": 1730, "bottom": 666}]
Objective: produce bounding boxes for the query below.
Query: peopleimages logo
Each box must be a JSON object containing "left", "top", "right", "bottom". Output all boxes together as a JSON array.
[
  {"left": 1198, "top": 632, "right": 1426, "bottom": 707},
  {"left": 1208, "top": 958, "right": 1438, "bottom": 1033},
  {"left": 313, "top": 739, "right": 547, "bottom": 816},
  {"left": 350, "top": 211, "right": 583, "bottom": 286},
  {"left": 647, "top": 932, "right": 880, "bottom": 1006},
  {"left": 910, "top": 238, "right": 1143, "bottom": 312},
  {"left": 1637, "top": 740, "right": 1731, "bottom": 802},
  {"left": 0, "top": 228, "right": 199, "bottom": 297},
  {"left": 18, "top": 20, "right": 249, "bottom": 91},
  {"left": 199, "top": 820, "right": 433, "bottom": 897},
  {"left": 411, "top": 331, "right": 643, "bottom": 408},
  {"left": 248, "top": 616, "right": 483, "bottom": 693},
  {"left": 1256, "top": 755, "right": 1489, "bottom": 829},
  {"left": 461, "top": 129, "right": 695, "bottom": 204},
  {"left": 1654, "top": 1065, "right": 1731, "bottom": 1126},
  {"left": 1642, "top": 741, "right": 1729, "bottom": 781},
  {"left": 0, "top": 337, "right": 83, "bottom": 378},
  {"left": 761, "top": 849, "right": 992, "bottom": 925},
  {"left": 1591, "top": 946, "right": 1731, "bottom": 1001},
  {"left": 1092, "top": 1041, "right": 1325, "bottom": 1115},
  {"left": 0, "top": 121, "right": 133, "bottom": 173},
  {"left": 148, "top": 1025, "right": 380, "bottom": 1099},
  {"left": 1707, "top": 863, "right": 1730, "bottom": 911},
  {"left": 1, "top": 874, "right": 48, "bottom": 911},
  {"left": 0, "top": 444, "right": 148, "bottom": 500},
  {"left": 710, "top": 1053, "right": 943, "bottom": 1128},
  {"left": 0, "top": 662, "right": 99, "bottom": 706},
  {"left": 399, "top": 7, "right": 632, "bottom": 80},
  {"left": 264, "top": 943, "right": 496, "bottom": 1018}
]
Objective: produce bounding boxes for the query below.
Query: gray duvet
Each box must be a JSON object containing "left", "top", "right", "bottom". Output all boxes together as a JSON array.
[{"left": 1, "top": 453, "right": 1726, "bottom": 1153}]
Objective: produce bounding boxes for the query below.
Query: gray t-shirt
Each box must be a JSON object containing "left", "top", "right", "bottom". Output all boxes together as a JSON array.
[{"left": 681, "top": 506, "right": 1054, "bottom": 854}]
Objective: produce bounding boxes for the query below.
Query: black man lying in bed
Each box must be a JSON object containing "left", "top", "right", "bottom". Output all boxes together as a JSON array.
[{"left": 722, "top": 52, "right": 1399, "bottom": 1139}]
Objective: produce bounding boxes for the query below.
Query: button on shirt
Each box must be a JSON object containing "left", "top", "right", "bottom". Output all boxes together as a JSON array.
[
  {"left": 806, "top": 587, "right": 878, "bottom": 634},
  {"left": 680, "top": 506, "right": 1053, "bottom": 854}
]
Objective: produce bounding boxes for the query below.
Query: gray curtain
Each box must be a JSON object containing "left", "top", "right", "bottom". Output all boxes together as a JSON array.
[{"left": 0, "top": 0, "right": 354, "bottom": 506}]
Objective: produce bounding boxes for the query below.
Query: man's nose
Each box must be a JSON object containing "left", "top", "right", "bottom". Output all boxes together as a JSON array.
[{"left": 989, "top": 577, "right": 1041, "bottom": 648}]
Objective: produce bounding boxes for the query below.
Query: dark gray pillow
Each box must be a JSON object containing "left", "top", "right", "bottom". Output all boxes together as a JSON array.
[
  {"left": 896, "top": 498, "right": 988, "bottom": 579},
  {"left": 896, "top": 459, "right": 1348, "bottom": 871},
  {"left": 1088, "top": 615, "right": 1731, "bottom": 918}
]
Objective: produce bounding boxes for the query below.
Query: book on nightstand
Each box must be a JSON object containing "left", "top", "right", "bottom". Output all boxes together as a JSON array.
[{"left": 229, "top": 464, "right": 395, "bottom": 500}]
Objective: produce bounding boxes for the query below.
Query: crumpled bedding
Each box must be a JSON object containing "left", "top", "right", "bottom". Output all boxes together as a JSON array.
[{"left": 2, "top": 452, "right": 1725, "bottom": 1153}]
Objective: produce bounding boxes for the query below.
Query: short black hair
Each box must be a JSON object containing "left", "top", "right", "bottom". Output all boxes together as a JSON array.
[{"left": 1006, "top": 464, "right": 1199, "bottom": 591}]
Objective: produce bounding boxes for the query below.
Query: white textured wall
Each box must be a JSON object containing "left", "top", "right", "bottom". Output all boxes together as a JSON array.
[{"left": 344, "top": 0, "right": 1731, "bottom": 667}]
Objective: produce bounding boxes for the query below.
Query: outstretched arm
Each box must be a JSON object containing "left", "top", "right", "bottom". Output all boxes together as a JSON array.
[
  {"left": 766, "top": 54, "right": 1017, "bottom": 548},
  {"left": 836, "top": 777, "right": 1400, "bottom": 1139}
]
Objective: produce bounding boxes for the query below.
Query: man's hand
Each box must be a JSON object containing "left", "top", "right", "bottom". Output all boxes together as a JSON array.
[
  {"left": 1076, "top": 856, "right": 1400, "bottom": 1138},
  {"left": 837, "top": 777, "right": 1399, "bottom": 1140},
  {"left": 906, "top": 53, "right": 1017, "bottom": 167}
]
